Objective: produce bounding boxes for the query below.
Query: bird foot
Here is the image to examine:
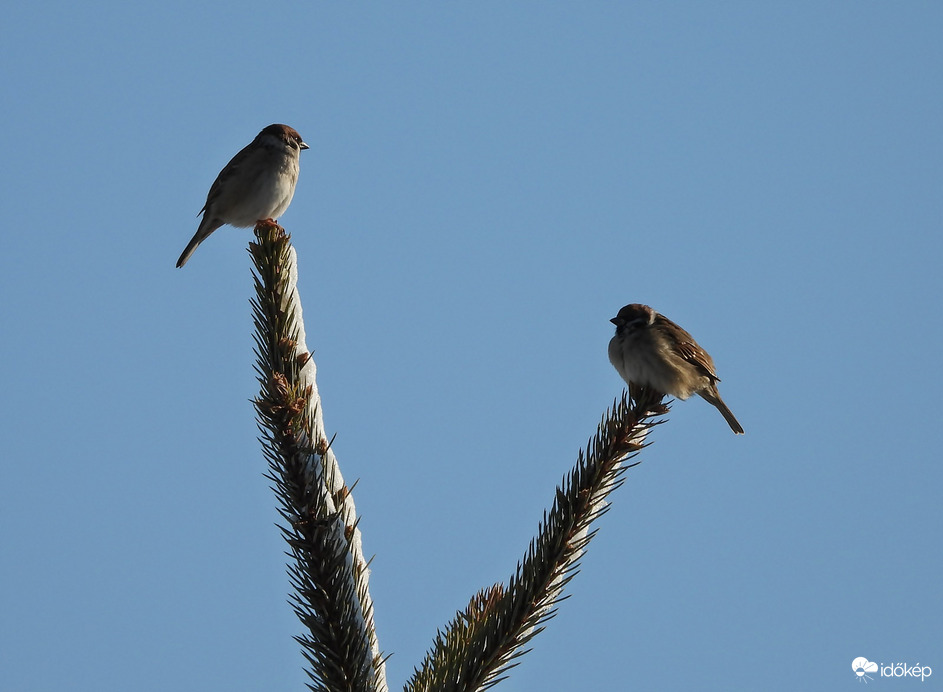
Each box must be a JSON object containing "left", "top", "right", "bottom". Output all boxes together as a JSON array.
[{"left": 256, "top": 218, "right": 280, "bottom": 231}]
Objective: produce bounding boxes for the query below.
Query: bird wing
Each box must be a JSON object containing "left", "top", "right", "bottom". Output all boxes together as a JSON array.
[
  {"left": 659, "top": 316, "right": 721, "bottom": 382},
  {"left": 199, "top": 141, "right": 255, "bottom": 216}
]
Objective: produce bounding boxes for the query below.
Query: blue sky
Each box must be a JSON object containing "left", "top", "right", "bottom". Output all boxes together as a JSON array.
[{"left": 2, "top": 2, "right": 941, "bottom": 690}]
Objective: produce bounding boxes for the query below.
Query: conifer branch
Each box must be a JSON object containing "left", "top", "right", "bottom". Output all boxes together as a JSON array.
[
  {"left": 250, "top": 222, "right": 388, "bottom": 692},
  {"left": 405, "top": 386, "right": 667, "bottom": 691}
]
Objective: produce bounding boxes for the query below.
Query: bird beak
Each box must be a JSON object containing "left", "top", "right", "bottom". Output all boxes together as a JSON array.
[
  {"left": 610, "top": 317, "right": 623, "bottom": 326},
  {"left": 299, "top": 141, "right": 310, "bottom": 150}
]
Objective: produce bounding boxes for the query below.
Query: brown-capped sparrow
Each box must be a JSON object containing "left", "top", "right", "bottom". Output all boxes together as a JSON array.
[
  {"left": 176, "top": 124, "right": 308, "bottom": 268},
  {"left": 608, "top": 303, "right": 744, "bottom": 434}
]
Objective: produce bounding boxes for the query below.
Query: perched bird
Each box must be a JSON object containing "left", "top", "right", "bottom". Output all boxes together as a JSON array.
[
  {"left": 176, "top": 124, "right": 308, "bottom": 268},
  {"left": 608, "top": 303, "right": 744, "bottom": 434}
]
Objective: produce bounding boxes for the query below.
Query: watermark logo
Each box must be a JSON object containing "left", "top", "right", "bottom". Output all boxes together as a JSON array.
[
  {"left": 852, "top": 658, "right": 878, "bottom": 683},
  {"left": 852, "top": 657, "right": 932, "bottom": 683}
]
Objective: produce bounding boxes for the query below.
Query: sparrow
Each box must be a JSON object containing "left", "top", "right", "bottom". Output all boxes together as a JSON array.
[
  {"left": 608, "top": 303, "right": 744, "bottom": 434},
  {"left": 176, "top": 124, "right": 309, "bottom": 268}
]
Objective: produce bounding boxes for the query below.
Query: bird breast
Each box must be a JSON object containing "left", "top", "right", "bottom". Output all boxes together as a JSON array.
[
  {"left": 609, "top": 329, "right": 700, "bottom": 399},
  {"left": 218, "top": 149, "right": 299, "bottom": 227}
]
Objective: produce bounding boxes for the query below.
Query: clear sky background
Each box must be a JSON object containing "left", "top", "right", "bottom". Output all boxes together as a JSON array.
[{"left": 2, "top": 3, "right": 941, "bottom": 691}]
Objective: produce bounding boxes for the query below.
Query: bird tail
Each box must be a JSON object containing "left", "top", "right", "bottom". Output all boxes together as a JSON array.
[
  {"left": 176, "top": 218, "right": 222, "bottom": 268},
  {"left": 699, "top": 388, "right": 744, "bottom": 435}
]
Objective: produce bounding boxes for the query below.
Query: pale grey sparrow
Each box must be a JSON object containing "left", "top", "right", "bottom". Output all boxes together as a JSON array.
[
  {"left": 608, "top": 303, "right": 744, "bottom": 434},
  {"left": 176, "top": 124, "right": 308, "bottom": 268}
]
